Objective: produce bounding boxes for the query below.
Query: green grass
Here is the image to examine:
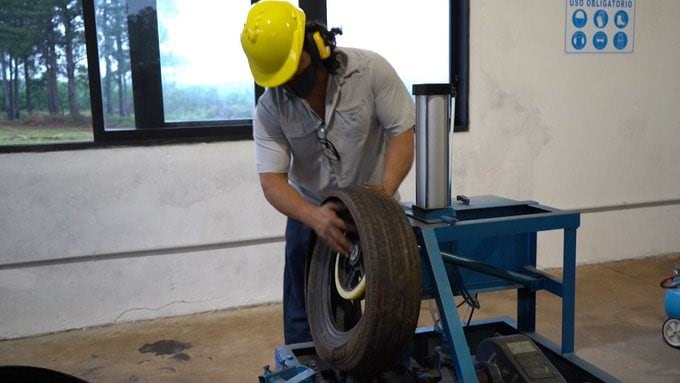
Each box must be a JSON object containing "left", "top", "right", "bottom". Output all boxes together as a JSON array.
[
  {"left": 0, "top": 113, "right": 94, "bottom": 146},
  {"left": 0, "top": 126, "right": 93, "bottom": 145}
]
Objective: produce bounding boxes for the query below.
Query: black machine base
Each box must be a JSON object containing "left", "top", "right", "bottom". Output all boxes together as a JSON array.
[{"left": 259, "top": 319, "right": 616, "bottom": 383}]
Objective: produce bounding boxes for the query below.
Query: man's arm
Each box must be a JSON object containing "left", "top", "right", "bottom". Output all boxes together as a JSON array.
[
  {"left": 259, "top": 172, "right": 353, "bottom": 255},
  {"left": 381, "top": 128, "right": 415, "bottom": 197}
]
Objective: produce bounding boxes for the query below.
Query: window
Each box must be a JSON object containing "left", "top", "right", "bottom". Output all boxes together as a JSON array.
[
  {"left": 0, "top": 0, "right": 93, "bottom": 147},
  {"left": 0, "top": 0, "right": 468, "bottom": 151},
  {"left": 85, "top": 0, "right": 254, "bottom": 142},
  {"left": 158, "top": 1, "right": 254, "bottom": 123},
  {"left": 327, "top": 1, "right": 449, "bottom": 93},
  {"left": 319, "top": 0, "right": 468, "bottom": 131}
]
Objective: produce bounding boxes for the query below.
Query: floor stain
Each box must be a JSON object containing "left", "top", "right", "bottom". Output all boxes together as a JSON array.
[
  {"left": 138, "top": 340, "right": 192, "bottom": 362},
  {"left": 171, "top": 353, "right": 190, "bottom": 362}
]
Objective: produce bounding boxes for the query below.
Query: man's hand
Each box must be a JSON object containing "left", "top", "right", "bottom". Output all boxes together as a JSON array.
[
  {"left": 311, "top": 201, "right": 355, "bottom": 256},
  {"left": 258, "top": 172, "right": 356, "bottom": 255}
]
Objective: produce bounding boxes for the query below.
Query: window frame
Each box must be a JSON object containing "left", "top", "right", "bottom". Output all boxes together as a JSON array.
[
  {"left": 83, "top": 0, "right": 256, "bottom": 145},
  {"left": 1, "top": 0, "right": 467, "bottom": 153},
  {"left": 451, "top": 0, "right": 470, "bottom": 132},
  {"left": 87, "top": 0, "right": 468, "bottom": 142},
  {"left": 313, "top": 0, "right": 469, "bottom": 132}
]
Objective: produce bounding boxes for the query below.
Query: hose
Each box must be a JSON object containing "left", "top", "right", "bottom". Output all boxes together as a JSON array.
[{"left": 660, "top": 267, "right": 680, "bottom": 289}]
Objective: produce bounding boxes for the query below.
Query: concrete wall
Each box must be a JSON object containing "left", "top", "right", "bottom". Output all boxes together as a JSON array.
[
  {"left": 0, "top": 143, "right": 289, "bottom": 338},
  {"left": 458, "top": 0, "right": 680, "bottom": 263},
  {"left": 1, "top": 0, "right": 679, "bottom": 339}
]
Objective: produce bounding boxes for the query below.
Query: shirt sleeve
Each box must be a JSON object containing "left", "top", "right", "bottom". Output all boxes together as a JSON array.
[
  {"left": 253, "top": 91, "right": 291, "bottom": 174},
  {"left": 370, "top": 52, "right": 416, "bottom": 137}
]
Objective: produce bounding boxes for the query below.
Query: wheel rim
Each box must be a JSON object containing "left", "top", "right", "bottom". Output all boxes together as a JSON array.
[
  {"left": 334, "top": 241, "right": 366, "bottom": 300},
  {"left": 663, "top": 318, "right": 680, "bottom": 348},
  {"left": 326, "top": 205, "right": 363, "bottom": 331}
]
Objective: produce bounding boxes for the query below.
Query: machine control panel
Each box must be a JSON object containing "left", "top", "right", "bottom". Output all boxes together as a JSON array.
[{"left": 475, "top": 334, "right": 567, "bottom": 383}]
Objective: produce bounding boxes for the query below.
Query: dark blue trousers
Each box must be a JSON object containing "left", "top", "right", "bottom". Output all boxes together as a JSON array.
[{"left": 283, "top": 218, "right": 314, "bottom": 344}]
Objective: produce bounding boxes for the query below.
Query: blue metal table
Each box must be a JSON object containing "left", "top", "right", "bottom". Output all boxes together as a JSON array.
[
  {"left": 409, "top": 195, "right": 582, "bottom": 382},
  {"left": 258, "top": 195, "right": 621, "bottom": 383}
]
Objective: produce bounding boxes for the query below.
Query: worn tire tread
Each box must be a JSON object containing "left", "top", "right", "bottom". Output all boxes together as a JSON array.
[{"left": 307, "top": 186, "right": 421, "bottom": 375}]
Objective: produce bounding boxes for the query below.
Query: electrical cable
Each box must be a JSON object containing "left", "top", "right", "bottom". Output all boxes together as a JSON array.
[
  {"left": 447, "top": 262, "right": 480, "bottom": 328},
  {"left": 661, "top": 276, "right": 680, "bottom": 289},
  {"left": 451, "top": 263, "right": 480, "bottom": 310},
  {"left": 465, "top": 294, "right": 479, "bottom": 326},
  {"left": 660, "top": 267, "right": 680, "bottom": 289}
]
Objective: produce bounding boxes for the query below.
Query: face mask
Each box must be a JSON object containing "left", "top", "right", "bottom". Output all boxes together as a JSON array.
[{"left": 285, "top": 61, "right": 317, "bottom": 98}]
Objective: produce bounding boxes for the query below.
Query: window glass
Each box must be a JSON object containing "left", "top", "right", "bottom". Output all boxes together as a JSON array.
[
  {"left": 94, "top": 0, "right": 134, "bottom": 131},
  {"left": 93, "top": 0, "right": 256, "bottom": 133},
  {"left": 157, "top": 0, "right": 254, "bottom": 122},
  {"left": 0, "top": 0, "right": 93, "bottom": 146},
  {"left": 326, "top": 0, "right": 449, "bottom": 93}
]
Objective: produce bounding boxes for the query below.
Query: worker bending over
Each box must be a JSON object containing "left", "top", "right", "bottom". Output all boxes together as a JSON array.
[{"left": 240, "top": 0, "right": 415, "bottom": 344}]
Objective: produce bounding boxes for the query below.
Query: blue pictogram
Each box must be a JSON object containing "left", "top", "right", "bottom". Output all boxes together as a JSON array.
[
  {"left": 572, "top": 31, "right": 587, "bottom": 50},
  {"left": 613, "top": 32, "right": 628, "bottom": 50},
  {"left": 614, "top": 10, "right": 629, "bottom": 28},
  {"left": 593, "top": 31, "right": 608, "bottom": 50},
  {"left": 572, "top": 9, "right": 587, "bottom": 28},
  {"left": 594, "top": 10, "right": 608, "bottom": 29}
]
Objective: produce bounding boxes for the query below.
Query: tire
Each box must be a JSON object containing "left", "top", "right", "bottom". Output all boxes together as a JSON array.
[
  {"left": 662, "top": 318, "right": 680, "bottom": 349},
  {"left": 0, "top": 366, "right": 88, "bottom": 382},
  {"left": 306, "top": 186, "right": 421, "bottom": 375}
]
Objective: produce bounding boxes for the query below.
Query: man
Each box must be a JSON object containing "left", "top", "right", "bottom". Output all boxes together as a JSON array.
[{"left": 240, "top": 0, "right": 415, "bottom": 344}]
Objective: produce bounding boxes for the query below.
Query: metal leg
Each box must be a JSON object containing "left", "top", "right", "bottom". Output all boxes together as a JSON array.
[
  {"left": 419, "top": 228, "right": 479, "bottom": 383},
  {"left": 562, "top": 228, "right": 577, "bottom": 354},
  {"left": 517, "top": 287, "right": 536, "bottom": 333},
  {"left": 517, "top": 233, "right": 537, "bottom": 333}
]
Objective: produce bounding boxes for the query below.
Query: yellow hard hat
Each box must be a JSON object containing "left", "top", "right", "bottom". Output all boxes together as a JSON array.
[{"left": 240, "top": 1, "right": 306, "bottom": 88}]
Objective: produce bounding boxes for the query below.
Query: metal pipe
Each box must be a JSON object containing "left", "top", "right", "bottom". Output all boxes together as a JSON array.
[
  {"left": 412, "top": 83, "right": 456, "bottom": 210},
  {"left": 571, "top": 198, "right": 680, "bottom": 214},
  {"left": 0, "top": 236, "right": 285, "bottom": 270}
]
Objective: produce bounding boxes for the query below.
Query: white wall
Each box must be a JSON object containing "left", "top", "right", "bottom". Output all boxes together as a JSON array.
[
  {"left": 0, "top": 142, "right": 289, "bottom": 339},
  {"left": 1, "top": 0, "right": 679, "bottom": 339},
  {"left": 455, "top": 0, "right": 680, "bottom": 265}
]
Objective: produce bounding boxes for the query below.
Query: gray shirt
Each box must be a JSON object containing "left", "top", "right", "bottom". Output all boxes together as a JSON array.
[{"left": 253, "top": 47, "right": 415, "bottom": 204}]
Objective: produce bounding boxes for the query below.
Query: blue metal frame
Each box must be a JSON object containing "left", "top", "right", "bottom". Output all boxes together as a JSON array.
[
  {"left": 409, "top": 195, "right": 582, "bottom": 383},
  {"left": 260, "top": 195, "right": 621, "bottom": 383},
  {"left": 258, "top": 343, "right": 317, "bottom": 383}
]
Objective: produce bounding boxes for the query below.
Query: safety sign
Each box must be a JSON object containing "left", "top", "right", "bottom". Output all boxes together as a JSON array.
[{"left": 565, "top": 0, "right": 635, "bottom": 53}]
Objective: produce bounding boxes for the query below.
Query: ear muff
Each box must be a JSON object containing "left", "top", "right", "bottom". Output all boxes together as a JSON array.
[{"left": 311, "top": 31, "right": 331, "bottom": 60}]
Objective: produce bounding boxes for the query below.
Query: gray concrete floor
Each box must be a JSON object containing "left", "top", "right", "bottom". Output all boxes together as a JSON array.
[{"left": 1, "top": 254, "right": 679, "bottom": 382}]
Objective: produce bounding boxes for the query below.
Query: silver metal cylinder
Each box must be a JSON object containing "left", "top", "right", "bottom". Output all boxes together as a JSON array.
[{"left": 412, "top": 84, "right": 455, "bottom": 210}]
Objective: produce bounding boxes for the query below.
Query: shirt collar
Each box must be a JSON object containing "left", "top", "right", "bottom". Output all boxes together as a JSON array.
[{"left": 332, "top": 48, "right": 360, "bottom": 87}]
